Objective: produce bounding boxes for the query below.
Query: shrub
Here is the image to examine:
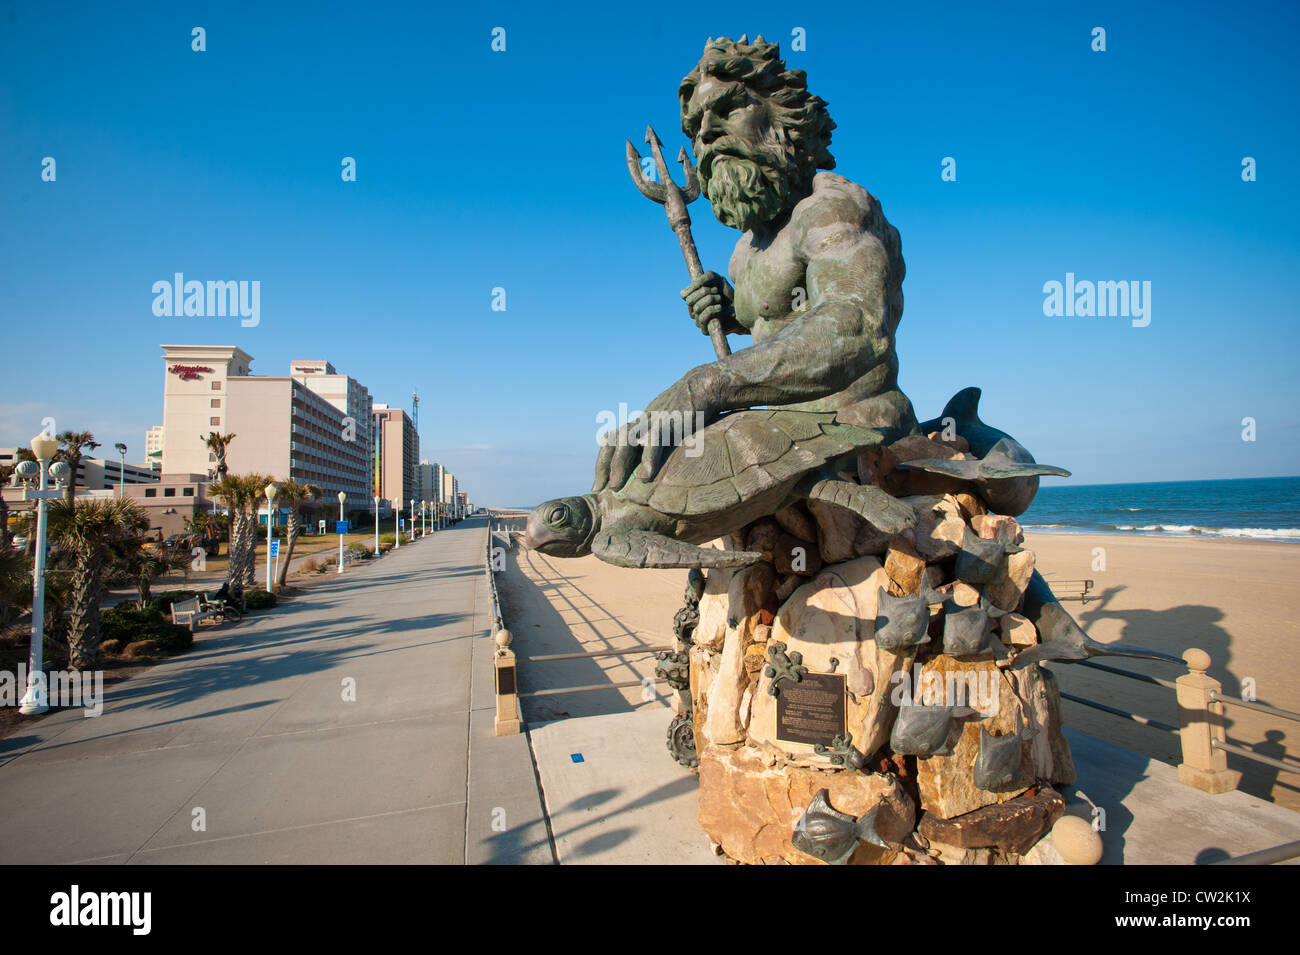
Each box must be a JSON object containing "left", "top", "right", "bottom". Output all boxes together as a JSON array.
[
  {"left": 99, "top": 639, "right": 123, "bottom": 656},
  {"left": 346, "top": 542, "right": 371, "bottom": 560},
  {"left": 123, "top": 640, "right": 160, "bottom": 659},
  {"left": 102, "top": 602, "right": 164, "bottom": 640},
  {"left": 244, "top": 588, "right": 276, "bottom": 611},
  {"left": 152, "top": 622, "right": 194, "bottom": 654},
  {"left": 101, "top": 602, "right": 194, "bottom": 655}
]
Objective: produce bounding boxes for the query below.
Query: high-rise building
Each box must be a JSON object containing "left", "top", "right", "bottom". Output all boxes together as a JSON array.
[
  {"left": 416, "top": 460, "right": 437, "bottom": 502},
  {"left": 159, "top": 345, "right": 373, "bottom": 511},
  {"left": 372, "top": 404, "right": 418, "bottom": 506},
  {"left": 145, "top": 425, "right": 164, "bottom": 471}
]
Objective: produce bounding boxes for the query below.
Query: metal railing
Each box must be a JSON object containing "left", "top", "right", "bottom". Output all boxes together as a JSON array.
[
  {"left": 486, "top": 512, "right": 673, "bottom": 733},
  {"left": 1056, "top": 647, "right": 1300, "bottom": 865},
  {"left": 514, "top": 644, "right": 671, "bottom": 699}
]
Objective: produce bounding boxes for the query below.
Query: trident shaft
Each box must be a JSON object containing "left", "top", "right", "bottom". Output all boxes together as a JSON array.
[{"left": 626, "top": 125, "right": 732, "bottom": 359}]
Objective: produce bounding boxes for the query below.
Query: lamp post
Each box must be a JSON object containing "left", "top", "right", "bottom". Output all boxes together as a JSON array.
[
  {"left": 17, "top": 433, "right": 68, "bottom": 715},
  {"left": 410, "top": 499, "right": 416, "bottom": 542},
  {"left": 337, "top": 491, "right": 347, "bottom": 573},
  {"left": 373, "top": 495, "right": 379, "bottom": 556},
  {"left": 393, "top": 496, "right": 401, "bottom": 549},
  {"left": 264, "top": 482, "right": 278, "bottom": 592},
  {"left": 114, "top": 442, "right": 127, "bottom": 498}
]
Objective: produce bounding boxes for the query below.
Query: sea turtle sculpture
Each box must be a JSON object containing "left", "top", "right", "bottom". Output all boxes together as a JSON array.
[{"left": 523, "top": 409, "right": 918, "bottom": 569}]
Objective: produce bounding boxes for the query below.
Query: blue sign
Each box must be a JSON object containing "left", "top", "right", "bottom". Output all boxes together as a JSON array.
[
  {"left": 336, "top": 520, "right": 349, "bottom": 534},
  {"left": 400, "top": 519, "right": 405, "bottom": 529},
  {"left": 269, "top": 539, "right": 280, "bottom": 558}
]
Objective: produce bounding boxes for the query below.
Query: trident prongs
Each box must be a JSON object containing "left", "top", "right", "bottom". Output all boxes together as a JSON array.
[
  {"left": 625, "top": 139, "right": 665, "bottom": 202},
  {"left": 677, "top": 146, "right": 700, "bottom": 202},
  {"left": 624, "top": 127, "right": 699, "bottom": 205},
  {"left": 625, "top": 123, "right": 731, "bottom": 358}
]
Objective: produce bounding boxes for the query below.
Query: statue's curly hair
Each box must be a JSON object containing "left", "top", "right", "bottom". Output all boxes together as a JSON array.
[{"left": 679, "top": 35, "right": 835, "bottom": 178}]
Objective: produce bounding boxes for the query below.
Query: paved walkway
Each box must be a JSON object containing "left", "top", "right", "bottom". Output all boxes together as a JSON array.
[{"left": 0, "top": 517, "right": 551, "bottom": 864}]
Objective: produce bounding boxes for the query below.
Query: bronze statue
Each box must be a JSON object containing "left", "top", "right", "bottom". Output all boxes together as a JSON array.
[{"left": 593, "top": 36, "right": 915, "bottom": 494}]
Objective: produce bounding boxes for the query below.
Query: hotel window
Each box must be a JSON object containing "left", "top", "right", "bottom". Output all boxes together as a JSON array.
[
  {"left": 182, "top": 487, "right": 195, "bottom": 497},
  {"left": 211, "top": 398, "right": 221, "bottom": 408},
  {"left": 164, "top": 487, "right": 176, "bottom": 497},
  {"left": 210, "top": 417, "right": 220, "bottom": 426},
  {"left": 144, "top": 488, "right": 157, "bottom": 498},
  {"left": 212, "top": 381, "right": 221, "bottom": 390}
]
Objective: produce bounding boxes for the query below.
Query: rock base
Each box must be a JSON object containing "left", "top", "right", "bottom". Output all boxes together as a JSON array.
[{"left": 680, "top": 430, "right": 1080, "bottom": 864}]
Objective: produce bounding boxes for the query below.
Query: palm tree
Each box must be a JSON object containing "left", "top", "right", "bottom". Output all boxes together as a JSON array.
[
  {"left": 42, "top": 498, "right": 149, "bottom": 669},
  {"left": 55, "top": 430, "right": 101, "bottom": 505},
  {"left": 110, "top": 536, "right": 186, "bottom": 608},
  {"left": 202, "top": 432, "right": 237, "bottom": 479},
  {"left": 211, "top": 475, "right": 251, "bottom": 585},
  {"left": 211, "top": 473, "right": 271, "bottom": 588},
  {"left": 0, "top": 542, "right": 29, "bottom": 625},
  {"left": 274, "top": 479, "right": 321, "bottom": 589},
  {"left": 0, "top": 462, "right": 15, "bottom": 548}
]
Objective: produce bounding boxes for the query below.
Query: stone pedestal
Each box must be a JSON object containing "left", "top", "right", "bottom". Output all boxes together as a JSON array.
[{"left": 683, "top": 432, "right": 1077, "bottom": 864}]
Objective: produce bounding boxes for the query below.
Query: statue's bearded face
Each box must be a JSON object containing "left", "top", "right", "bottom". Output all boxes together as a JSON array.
[{"left": 684, "top": 77, "right": 802, "bottom": 232}]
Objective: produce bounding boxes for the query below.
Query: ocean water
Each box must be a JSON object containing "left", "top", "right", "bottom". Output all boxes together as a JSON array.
[{"left": 1020, "top": 476, "right": 1300, "bottom": 542}]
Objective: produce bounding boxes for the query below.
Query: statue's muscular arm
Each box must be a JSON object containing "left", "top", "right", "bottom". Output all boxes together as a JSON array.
[{"left": 594, "top": 187, "right": 897, "bottom": 490}]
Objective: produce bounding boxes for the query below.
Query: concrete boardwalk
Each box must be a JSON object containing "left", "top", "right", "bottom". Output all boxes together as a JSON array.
[{"left": 0, "top": 517, "right": 551, "bottom": 864}]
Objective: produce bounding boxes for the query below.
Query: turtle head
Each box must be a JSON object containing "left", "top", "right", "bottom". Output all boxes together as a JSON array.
[{"left": 524, "top": 495, "right": 598, "bottom": 558}]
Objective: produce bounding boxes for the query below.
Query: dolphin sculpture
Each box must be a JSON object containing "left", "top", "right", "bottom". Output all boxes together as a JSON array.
[
  {"left": 1012, "top": 571, "right": 1184, "bottom": 668},
  {"left": 910, "top": 387, "right": 1070, "bottom": 515}
]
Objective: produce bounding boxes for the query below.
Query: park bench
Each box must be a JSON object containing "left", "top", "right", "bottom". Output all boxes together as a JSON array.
[
  {"left": 170, "top": 597, "right": 222, "bottom": 630},
  {"left": 1050, "top": 578, "right": 1095, "bottom": 604}
]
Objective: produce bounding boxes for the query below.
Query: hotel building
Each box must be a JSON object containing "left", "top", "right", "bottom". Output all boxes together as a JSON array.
[
  {"left": 160, "top": 345, "right": 373, "bottom": 512},
  {"left": 373, "top": 404, "right": 418, "bottom": 506}
]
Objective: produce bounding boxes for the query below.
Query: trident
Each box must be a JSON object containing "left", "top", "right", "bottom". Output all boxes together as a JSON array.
[{"left": 626, "top": 126, "right": 731, "bottom": 359}]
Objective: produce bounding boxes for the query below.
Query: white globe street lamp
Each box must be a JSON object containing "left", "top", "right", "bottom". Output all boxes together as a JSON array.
[
  {"left": 264, "top": 483, "right": 279, "bottom": 592},
  {"left": 337, "top": 491, "right": 347, "bottom": 573},
  {"left": 18, "top": 433, "right": 68, "bottom": 714},
  {"left": 373, "top": 495, "right": 380, "bottom": 557},
  {"left": 393, "top": 496, "right": 402, "bottom": 549}
]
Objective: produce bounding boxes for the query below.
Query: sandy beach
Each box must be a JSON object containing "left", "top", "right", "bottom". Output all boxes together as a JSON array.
[{"left": 499, "top": 531, "right": 1300, "bottom": 811}]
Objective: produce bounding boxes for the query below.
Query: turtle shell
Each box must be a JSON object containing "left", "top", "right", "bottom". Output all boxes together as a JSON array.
[{"left": 620, "top": 409, "right": 885, "bottom": 518}]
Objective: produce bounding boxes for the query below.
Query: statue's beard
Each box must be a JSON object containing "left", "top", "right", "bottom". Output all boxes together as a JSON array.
[{"left": 700, "top": 139, "right": 803, "bottom": 232}]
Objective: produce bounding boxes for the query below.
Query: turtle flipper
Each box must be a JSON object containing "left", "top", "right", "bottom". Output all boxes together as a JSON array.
[
  {"left": 591, "top": 528, "right": 762, "bottom": 570},
  {"left": 802, "top": 478, "right": 918, "bottom": 535}
]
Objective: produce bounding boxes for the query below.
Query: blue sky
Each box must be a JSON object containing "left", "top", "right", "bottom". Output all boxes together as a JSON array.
[{"left": 2, "top": 1, "right": 1297, "bottom": 506}]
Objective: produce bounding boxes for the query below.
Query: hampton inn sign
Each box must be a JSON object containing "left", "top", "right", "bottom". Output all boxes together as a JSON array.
[{"left": 168, "top": 364, "right": 213, "bottom": 380}]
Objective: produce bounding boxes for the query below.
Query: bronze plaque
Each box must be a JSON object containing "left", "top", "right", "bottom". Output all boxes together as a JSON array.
[
  {"left": 496, "top": 665, "right": 516, "bottom": 695},
  {"left": 776, "top": 671, "right": 846, "bottom": 746}
]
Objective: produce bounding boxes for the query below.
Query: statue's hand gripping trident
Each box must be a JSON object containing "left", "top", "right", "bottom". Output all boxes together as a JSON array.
[{"left": 626, "top": 126, "right": 732, "bottom": 360}]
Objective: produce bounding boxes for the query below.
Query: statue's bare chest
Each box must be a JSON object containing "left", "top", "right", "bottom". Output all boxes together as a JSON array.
[{"left": 730, "top": 235, "right": 806, "bottom": 340}]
